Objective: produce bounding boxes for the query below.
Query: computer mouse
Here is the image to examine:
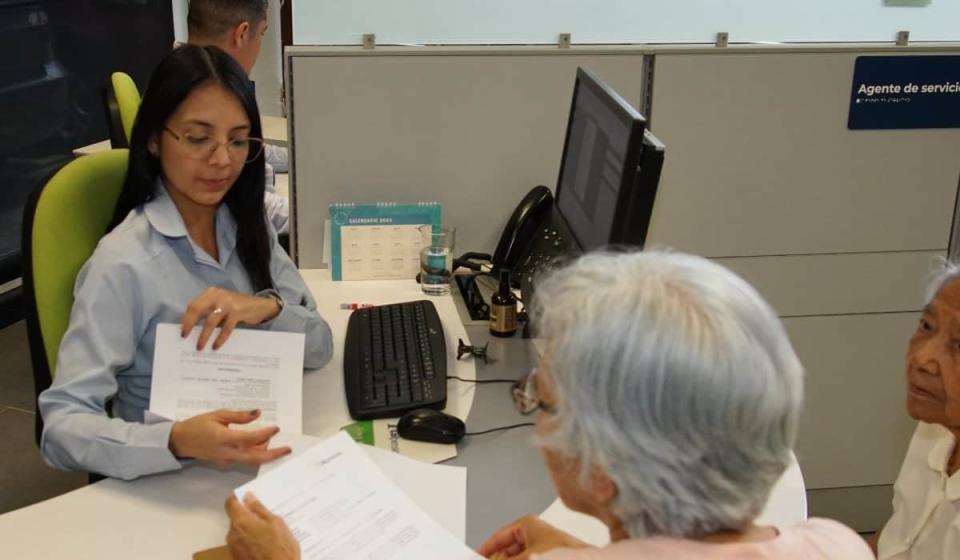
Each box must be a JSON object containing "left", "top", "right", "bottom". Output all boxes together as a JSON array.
[{"left": 397, "top": 408, "right": 466, "bottom": 444}]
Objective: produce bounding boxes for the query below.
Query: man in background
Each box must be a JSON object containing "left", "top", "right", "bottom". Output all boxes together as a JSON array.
[{"left": 187, "top": 0, "right": 289, "bottom": 234}]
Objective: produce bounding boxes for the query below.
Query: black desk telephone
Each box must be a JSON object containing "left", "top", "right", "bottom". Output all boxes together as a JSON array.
[
  {"left": 458, "top": 185, "right": 577, "bottom": 286},
  {"left": 455, "top": 186, "right": 579, "bottom": 323},
  {"left": 492, "top": 185, "right": 554, "bottom": 272}
]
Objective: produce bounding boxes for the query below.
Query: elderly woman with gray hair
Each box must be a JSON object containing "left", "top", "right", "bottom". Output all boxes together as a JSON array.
[
  {"left": 478, "top": 251, "right": 872, "bottom": 559},
  {"left": 222, "top": 251, "right": 873, "bottom": 560},
  {"left": 875, "top": 260, "right": 960, "bottom": 559}
]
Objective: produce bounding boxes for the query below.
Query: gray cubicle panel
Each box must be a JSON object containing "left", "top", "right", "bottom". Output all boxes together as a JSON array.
[
  {"left": 645, "top": 47, "right": 960, "bottom": 257},
  {"left": 285, "top": 46, "right": 646, "bottom": 267},
  {"left": 645, "top": 45, "right": 960, "bottom": 531}
]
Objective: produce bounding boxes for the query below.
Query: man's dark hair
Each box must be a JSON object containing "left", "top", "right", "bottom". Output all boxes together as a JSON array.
[{"left": 188, "top": 0, "right": 268, "bottom": 40}]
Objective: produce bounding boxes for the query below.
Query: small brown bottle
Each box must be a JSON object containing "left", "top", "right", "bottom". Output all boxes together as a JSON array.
[{"left": 489, "top": 270, "right": 518, "bottom": 337}]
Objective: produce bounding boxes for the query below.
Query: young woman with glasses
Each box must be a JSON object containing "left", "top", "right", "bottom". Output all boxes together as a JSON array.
[{"left": 38, "top": 45, "right": 333, "bottom": 481}]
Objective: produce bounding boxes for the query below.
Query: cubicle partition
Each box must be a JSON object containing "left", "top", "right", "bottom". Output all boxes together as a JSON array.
[
  {"left": 286, "top": 43, "right": 960, "bottom": 530},
  {"left": 285, "top": 46, "right": 648, "bottom": 267}
]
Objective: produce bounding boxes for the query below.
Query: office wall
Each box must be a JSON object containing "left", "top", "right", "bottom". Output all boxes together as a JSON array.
[
  {"left": 172, "top": 0, "right": 187, "bottom": 42},
  {"left": 252, "top": 0, "right": 284, "bottom": 116},
  {"left": 293, "top": 1, "right": 959, "bottom": 45}
]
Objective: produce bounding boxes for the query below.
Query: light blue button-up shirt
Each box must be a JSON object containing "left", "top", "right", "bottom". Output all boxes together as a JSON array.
[{"left": 38, "top": 184, "right": 333, "bottom": 480}]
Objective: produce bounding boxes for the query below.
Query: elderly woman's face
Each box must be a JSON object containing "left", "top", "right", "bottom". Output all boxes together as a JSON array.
[
  {"left": 535, "top": 361, "right": 614, "bottom": 520},
  {"left": 906, "top": 277, "right": 960, "bottom": 428}
]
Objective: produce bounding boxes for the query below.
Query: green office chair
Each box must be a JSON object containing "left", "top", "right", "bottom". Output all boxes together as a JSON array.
[
  {"left": 22, "top": 149, "right": 129, "bottom": 446},
  {"left": 105, "top": 72, "right": 140, "bottom": 149}
]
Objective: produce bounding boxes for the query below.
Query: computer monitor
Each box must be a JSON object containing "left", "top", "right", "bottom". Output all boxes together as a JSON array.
[{"left": 555, "top": 67, "right": 665, "bottom": 252}]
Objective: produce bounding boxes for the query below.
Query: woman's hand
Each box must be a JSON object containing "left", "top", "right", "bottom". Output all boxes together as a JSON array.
[
  {"left": 225, "top": 493, "right": 300, "bottom": 560},
  {"left": 477, "top": 515, "right": 590, "bottom": 559},
  {"left": 181, "top": 287, "right": 282, "bottom": 350},
  {"left": 168, "top": 409, "right": 291, "bottom": 465}
]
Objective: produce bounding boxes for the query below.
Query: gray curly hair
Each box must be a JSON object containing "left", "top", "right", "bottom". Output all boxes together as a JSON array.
[{"left": 532, "top": 250, "right": 804, "bottom": 539}]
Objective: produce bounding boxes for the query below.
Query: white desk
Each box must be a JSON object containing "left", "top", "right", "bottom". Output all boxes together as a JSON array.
[
  {"left": 274, "top": 172, "right": 289, "bottom": 198},
  {"left": 0, "top": 273, "right": 474, "bottom": 558},
  {"left": 0, "top": 462, "right": 248, "bottom": 558},
  {"left": 261, "top": 115, "right": 288, "bottom": 145},
  {"left": 297, "top": 270, "right": 478, "bottom": 438},
  {"left": 0, "top": 271, "right": 807, "bottom": 557},
  {"left": 72, "top": 139, "right": 112, "bottom": 157},
  {"left": 72, "top": 116, "right": 288, "bottom": 156}
]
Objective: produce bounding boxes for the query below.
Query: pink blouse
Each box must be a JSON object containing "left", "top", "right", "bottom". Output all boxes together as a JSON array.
[{"left": 536, "top": 518, "right": 873, "bottom": 560}]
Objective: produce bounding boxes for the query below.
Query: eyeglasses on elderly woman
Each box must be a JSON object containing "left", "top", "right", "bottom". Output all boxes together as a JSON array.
[{"left": 511, "top": 368, "right": 557, "bottom": 415}]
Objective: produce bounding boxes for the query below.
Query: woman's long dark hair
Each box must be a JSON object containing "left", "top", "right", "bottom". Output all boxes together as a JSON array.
[{"left": 110, "top": 44, "right": 273, "bottom": 291}]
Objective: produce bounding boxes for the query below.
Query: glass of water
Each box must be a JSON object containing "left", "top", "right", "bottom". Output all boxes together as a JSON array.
[{"left": 419, "top": 225, "right": 455, "bottom": 295}]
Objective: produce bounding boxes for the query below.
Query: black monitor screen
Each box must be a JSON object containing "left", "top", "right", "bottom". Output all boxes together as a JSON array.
[{"left": 555, "top": 68, "right": 647, "bottom": 251}]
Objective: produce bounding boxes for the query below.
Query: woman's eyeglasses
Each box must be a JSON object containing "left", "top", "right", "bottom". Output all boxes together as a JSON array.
[
  {"left": 511, "top": 368, "right": 557, "bottom": 415},
  {"left": 163, "top": 127, "right": 264, "bottom": 163}
]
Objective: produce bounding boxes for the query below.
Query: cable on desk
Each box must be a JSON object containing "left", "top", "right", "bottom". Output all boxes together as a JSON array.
[
  {"left": 447, "top": 375, "right": 516, "bottom": 384},
  {"left": 465, "top": 422, "right": 535, "bottom": 437},
  {"left": 475, "top": 273, "right": 498, "bottom": 293}
]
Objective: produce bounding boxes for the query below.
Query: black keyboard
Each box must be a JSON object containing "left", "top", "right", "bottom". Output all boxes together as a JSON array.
[{"left": 343, "top": 300, "right": 447, "bottom": 419}]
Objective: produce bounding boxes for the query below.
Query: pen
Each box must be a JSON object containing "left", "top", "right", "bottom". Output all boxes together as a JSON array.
[{"left": 340, "top": 303, "right": 376, "bottom": 309}]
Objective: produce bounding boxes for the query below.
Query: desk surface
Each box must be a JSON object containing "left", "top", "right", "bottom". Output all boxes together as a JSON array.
[
  {"left": 0, "top": 271, "right": 805, "bottom": 557},
  {"left": 274, "top": 172, "right": 289, "bottom": 198},
  {"left": 261, "top": 115, "right": 288, "bottom": 144}
]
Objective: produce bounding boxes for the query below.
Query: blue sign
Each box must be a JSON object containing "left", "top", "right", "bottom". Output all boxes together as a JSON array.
[{"left": 848, "top": 55, "right": 960, "bottom": 130}]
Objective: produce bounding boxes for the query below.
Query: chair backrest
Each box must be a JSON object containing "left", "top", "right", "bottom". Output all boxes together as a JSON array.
[
  {"left": 104, "top": 85, "right": 129, "bottom": 149},
  {"left": 22, "top": 149, "right": 128, "bottom": 444},
  {"left": 110, "top": 72, "right": 141, "bottom": 145}
]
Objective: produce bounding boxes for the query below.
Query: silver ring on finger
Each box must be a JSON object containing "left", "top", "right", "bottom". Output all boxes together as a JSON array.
[{"left": 212, "top": 307, "right": 224, "bottom": 315}]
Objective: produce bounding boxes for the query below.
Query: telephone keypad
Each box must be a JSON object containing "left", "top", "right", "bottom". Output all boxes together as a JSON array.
[{"left": 517, "top": 224, "right": 573, "bottom": 289}]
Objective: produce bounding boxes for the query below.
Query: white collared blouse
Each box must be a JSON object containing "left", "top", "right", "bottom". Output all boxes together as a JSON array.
[{"left": 879, "top": 422, "right": 960, "bottom": 560}]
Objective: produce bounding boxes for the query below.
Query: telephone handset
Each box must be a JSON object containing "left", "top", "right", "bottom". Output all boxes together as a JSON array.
[
  {"left": 491, "top": 185, "right": 554, "bottom": 272},
  {"left": 454, "top": 185, "right": 572, "bottom": 321}
]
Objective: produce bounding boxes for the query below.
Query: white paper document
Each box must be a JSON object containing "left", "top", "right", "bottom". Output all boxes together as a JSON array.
[
  {"left": 259, "top": 432, "right": 468, "bottom": 540},
  {"left": 149, "top": 323, "right": 305, "bottom": 433},
  {"left": 236, "top": 431, "right": 480, "bottom": 560}
]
